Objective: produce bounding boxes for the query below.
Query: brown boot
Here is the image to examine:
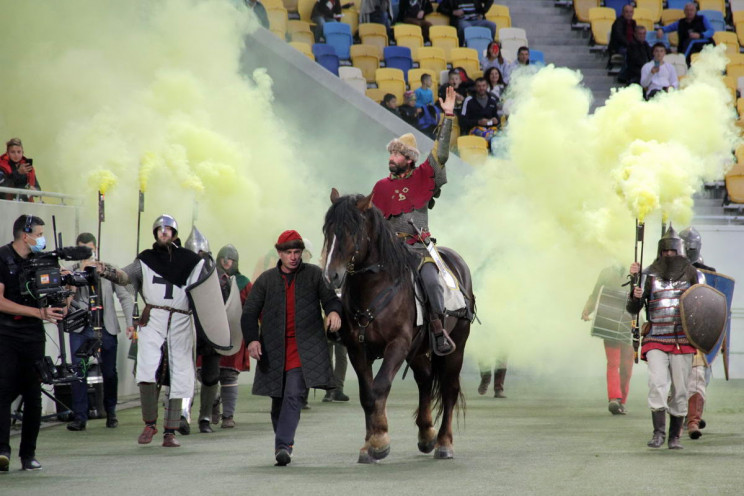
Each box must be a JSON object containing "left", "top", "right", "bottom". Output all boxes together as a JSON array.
[
  {"left": 493, "top": 368, "right": 507, "bottom": 398},
  {"left": 477, "top": 372, "right": 491, "bottom": 395},
  {"left": 687, "top": 393, "right": 704, "bottom": 440},
  {"left": 430, "top": 318, "right": 456, "bottom": 356},
  {"left": 138, "top": 424, "right": 158, "bottom": 445},
  {"left": 162, "top": 432, "right": 181, "bottom": 447}
]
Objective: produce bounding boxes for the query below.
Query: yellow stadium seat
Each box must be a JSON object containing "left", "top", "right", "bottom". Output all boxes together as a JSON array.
[
  {"left": 591, "top": 18, "right": 613, "bottom": 46},
  {"left": 360, "top": 23, "right": 389, "bottom": 58},
  {"left": 366, "top": 87, "right": 387, "bottom": 103},
  {"left": 416, "top": 47, "right": 447, "bottom": 73},
  {"left": 573, "top": 0, "right": 600, "bottom": 24},
  {"left": 486, "top": 4, "right": 510, "bottom": 18},
  {"left": 698, "top": 0, "right": 725, "bottom": 14},
  {"left": 735, "top": 142, "right": 744, "bottom": 163},
  {"left": 734, "top": 11, "right": 744, "bottom": 25},
  {"left": 298, "top": 0, "right": 315, "bottom": 23},
  {"left": 430, "top": 26, "right": 459, "bottom": 62},
  {"left": 725, "top": 162, "right": 744, "bottom": 203},
  {"left": 289, "top": 41, "right": 314, "bottom": 60},
  {"left": 727, "top": 63, "right": 744, "bottom": 81},
  {"left": 635, "top": 0, "right": 662, "bottom": 23},
  {"left": 661, "top": 8, "right": 684, "bottom": 25},
  {"left": 351, "top": 44, "right": 381, "bottom": 83},
  {"left": 486, "top": 4, "right": 511, "bottom": 30},
  {"left": 375, "top": 68, "right": 406, "bottom": 101},
  {"left": 457, "top": 136, "right": 489, "bottom": 166},
  {"left": 288, "top": 20, "right": 314, "bottom": 45},
  {"left": 425, "top": 13, "right": 450, "bottom": 27},
  {"left": 723, "top": 75, "right": 738, "bottom": 103},
  {"left": 267, "top": 7, "right": 288, "bottom": 39},
  {"left": 668, "top": 31, "right": 679, "bottom": 47},
  {"left": 450, "top": 47, "right": 481, "bottom": 76},
  {"left": 489, "top": 16, "right": 512, "bottom": 39},
  {"left": 737, "top": 97, "right": 744, "bottom": 118},
  {"left": 340, "top": 7, "right": 359, "bottom": 37},
  {"left": 715, "top": 31, "right": 741, "bottom": 56},
  {"left": 737, "top": 22, "right": 744, "bottom": 48},
  {"left": 263, "top": 0, "right": 284, "bottom": 9},
  {"left": 394, "top": 24, "right": 424, "bottom": 39},
  {"left": 588, "top": 7, "right": 615, "bottom": 22},
  {"left": 394, "top": 24, "right": 424, "bottom": 54},
  {"left": 408, "top": 68, "right": 439, "bottom": 91},
  {"left": 729, "top": 53, "right": 744, "bottom": 65},
  {"left": 633, "top": 8, "right": 655, "bottom": 32},
  {"left": 282, "top": 0, "right": 299, "bottom": 12}
]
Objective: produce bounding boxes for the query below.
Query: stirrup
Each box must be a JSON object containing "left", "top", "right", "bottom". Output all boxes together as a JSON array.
[{"left": 431, "top": 331, "right": 456, "bottom": 357}]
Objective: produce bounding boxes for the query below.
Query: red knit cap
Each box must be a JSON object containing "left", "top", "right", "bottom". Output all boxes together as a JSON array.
[{"left": 275, "top": 230, "right": 305, "bottom": 251}]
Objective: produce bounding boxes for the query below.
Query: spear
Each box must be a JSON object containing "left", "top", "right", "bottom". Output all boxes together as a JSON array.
[
  {"left": 630, "top": 220, "right": 645, "bottom": 364},
  {"left": 128, "top": 190, "right": 145, "bottom": 361},
  {"left": 97, "top": 191, "right": 105, "bottom": 261}
]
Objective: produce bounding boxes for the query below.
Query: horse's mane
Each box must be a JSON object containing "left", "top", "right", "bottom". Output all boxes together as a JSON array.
[{"left": 323, "top": 194, "right": 418, "bottom": 277}]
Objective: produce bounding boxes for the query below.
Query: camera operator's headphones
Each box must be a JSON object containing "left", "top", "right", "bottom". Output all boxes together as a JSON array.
[{"left": 23, "top": 215, "right": 33, "bottom": 234}]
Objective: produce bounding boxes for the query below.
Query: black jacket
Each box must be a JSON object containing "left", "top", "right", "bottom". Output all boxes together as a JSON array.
[
  {"left": 241, "top": 262, "right": 342, "bottom": 397},
  {"left": 626, "top": 40, "right": 652, "bottom": 85},
  {"left": 397, "top": 0, "right": 433, "bottom": 22},
  {"left": 460, "top": 93, "right": 499, "bottom": 133},
  {"left": 438, "top": 0, "right": 493, "bottom": 21},
  {"left": 609, "top": 17, "right": 636, "bottom": 54}
]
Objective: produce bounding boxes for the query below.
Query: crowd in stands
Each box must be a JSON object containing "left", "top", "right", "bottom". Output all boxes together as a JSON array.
[{"left": 0, "top": 138, "right": 39, "bottom": 202}]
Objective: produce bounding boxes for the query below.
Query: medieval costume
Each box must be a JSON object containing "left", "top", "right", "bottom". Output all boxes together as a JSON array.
[{"left": 627, "top": 226, "right": 704, "bottom": 450}]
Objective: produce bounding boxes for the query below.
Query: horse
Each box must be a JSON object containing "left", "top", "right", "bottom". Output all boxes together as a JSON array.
[{"left": 322, "top": 188, "right": 475, "bottom": 462}]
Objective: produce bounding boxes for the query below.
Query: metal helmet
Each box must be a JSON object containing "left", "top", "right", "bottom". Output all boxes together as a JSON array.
[
  {"left": 657, "top": 223, "right": 686, "bottom": 257},
  {"left": 185, "top": 226, "right": 210, "bottom": 254},
  {"left": 152, "top": 214, "right": 178, "bottom": 239},
  {"left": 217, "top": 244, "right": 239, "bottom": 262},
  {"left": 679, "top": 226, "right": 702, "bottom": 264}
]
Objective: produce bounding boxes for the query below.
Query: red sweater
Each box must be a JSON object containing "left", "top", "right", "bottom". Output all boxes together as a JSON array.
[{"left": 283, "top": 274, "right": 301, "bottom": 371}]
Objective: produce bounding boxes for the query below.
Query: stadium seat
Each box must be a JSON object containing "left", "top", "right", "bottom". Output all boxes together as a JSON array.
[
  {"left": 298, "top": 0, "right": 315, "bottom": 23},
  {"left": 312, "top": 43, "right": 340, "bottom": 75},
  {"left": 416, "top": 47, "right": 447, "bottom": 73},
  {"left": 359, "top": 23, "right": 389, "bottom": 58},
  {"left": 375, "top": 68, "right": 406, "bottom": 101},
  {"left": 262, "top": 0, "right": 283, "bottom": 9},
  {"left": 340, "top": 7, "right": 360, "bottom": 37},
  {"left": 661, "top": 9, "right": 684, "bottom": 26},
  {"left": 736, "top": 143, "right": 744, "bottom": 163},
  {"left": 267, "top": 7, "right": 288, "bottom": 39},
  {"left": 714, "top": 31, "right": 740, "bottom": 56},
  {"left": 665, "top": 53, "right": 687, "bottom": 77},
  {"left": 499, "top": 27, "right": 527, "bottom": 42},
  {"left": 485, "top": 4, "right": 510, "bottom": 19},
  {"left": 635, "top": 0, "right": 662, "bottom": 23},
  {"left": 339, "top": 67, "right": 367, "bottom": 94},
  {"left": 464, "top": 26, "right": 493, "bottom": 61},
  {"left": 500, "top": 39, "right": 525, "bottom": 63},
  {"left": 727, "top": 63, "right": 744, "bottom": 82},
  {"left": 383, "top": 46, "right": 414, "bottom": 80},
  {"left": 485, "top": 4, "right": 511, "bottom": 32},
  {"left": 589, "top": 7, "right": 615, "bottom": 47},
  {"left": 733, "top": 0, "right": 744, "bottom": 14},
  {"left": 573, "top": 0, "right": 600, "bottom": 24},
  {"left": 449, "top": 47, "right": 481, "bottom": 76},
  {"left": 729, "top": 53, "right": 744, "bottom": 65},
  {"left": 288, "top": 20, "right": 315, "bottom": 45},
  {"left": 487, "top": 15, "right": 511, "bottom": 37},
  {"left": 529, "top": 49, "right": 545, "bottom": 65},
  {"left": 324, "top": 22, "right": 353, "bottom": 60},
  {"left": 425, "top": 12, "right": 450, "bottom": 27},
  {"left": 633, "top": 8, "right": 655, "bottom": 31},
  {"left": 351, "top": 44, "right": 381, "bottom": 83},
  {"left": 282, "top": 0, "right": 299, "bottom": 13},
  {"left": 457, "top": 136, "right": 489, "bottom": 165},
  {"left": 440, "top": 69, "right": 450, "bottom": 86},
  {"left": 430, "top": 25, "right": 459, "bottom": 61},
  {"left": 698, "top": 0, "right": 725, "bottom": 15},
  {"left": 725, "top": 162, "right": 744, "bottom": 203},
  {"left": 666, "top": 0, "right": 688, "bottom": 8},
  {"left": 393, "top": 24, "right": 424, "bottom": 55},
  {"left": 589, "top": 6, "right": 615, "bottom": 21},
  {"left": 366, "top": 87, "right": 387, "bottom": 103},
  {"left": 289, "top": 41, "right": 314, "bottom": 60},
  {"left": 700, "top": 10, "right": 726, "bottom": 33},
  {"left": 735, "top": 11, "right": 744, "bottom": 24},
  {"left": 723, "top": 75, "right": 738, "bottom": 103},
  {"left": 604, "top": 0, "right": 631, "bottom": 18},
  {"left": 737, "top": 21, "right": 744, "bottom": 48},
  {"left": 408, "top": 68, "right": 439, "bottom": 91}
]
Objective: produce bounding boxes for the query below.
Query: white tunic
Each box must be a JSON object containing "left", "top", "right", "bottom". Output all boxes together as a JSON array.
[{"left": 136, "top": 259, "right": 204, "bottom": 398}]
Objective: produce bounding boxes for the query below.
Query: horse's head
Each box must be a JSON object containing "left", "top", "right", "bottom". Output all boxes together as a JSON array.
[{"left": 323, "top": 188, "right": 375, "bottom": 289}]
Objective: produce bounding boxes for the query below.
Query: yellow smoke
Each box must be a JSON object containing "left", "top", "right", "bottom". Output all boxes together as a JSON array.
[{"left": 88, "top": 169, "right": 118, "bottom": 196}]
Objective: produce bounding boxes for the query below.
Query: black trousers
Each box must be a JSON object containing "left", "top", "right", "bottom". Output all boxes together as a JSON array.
[
  {"left": 70, "top": 327, "right": 118, "bottom": 421},
  {"left": 270, "top": 368, "right": 307, "bottom": 452},
  {"left": 0, "top": 336, "right": 44, "bottom": 459}
]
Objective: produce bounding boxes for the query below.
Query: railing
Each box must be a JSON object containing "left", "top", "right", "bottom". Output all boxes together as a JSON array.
[{"left": 0, "top": 186, "right": 82, "bottom": 205}]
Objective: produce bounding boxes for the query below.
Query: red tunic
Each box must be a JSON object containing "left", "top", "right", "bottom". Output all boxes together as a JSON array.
[
  {"left": 372, "top": 159, "right": 436, "bottom": 218},
  {"left": 283, "top": 275, "right": 301, "bottom": 371}
]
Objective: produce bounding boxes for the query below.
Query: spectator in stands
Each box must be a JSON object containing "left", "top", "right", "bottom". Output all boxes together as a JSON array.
[
  {"left": 381, "top": 93, "right": 399, "bottom": 115},
  {"left": 482, "top": 42, "right": 512, "bottom": 84},
  {"left": 484, "top": 67, "right": 506, "bottom": 100},
  {"left": 438, "top": 68, "right": 468, "bottom": 114},
  {"left": 0, "top": 138, "right": 40, "bottom": 202},
  {"left": 609, "top": 3, "right": 636, "bottom": 61},
  {"left": 640, "top": 43, "right": 678, "bottom": 99},
  {"left": 245, "top": 0, "right": 270, "bottom": 29},
  {"left": 360, "top": 0, "right": 392, "bottom": 33},
  {"left": 625, "top": 25, "right": 652, "bottom": 86},
  {"left": 414, "top": 73, "right": 434, "bottom": 108},
  {"left": 656, "top": 2, "right": 713, "bottom": 64},
  {"left": 311, "top": 0, "right": 347, "bottom": 41},
  {"left": 397, "top": 0, "right": 434, "bottom": 43},
  {"left": 399, "top": 91, "right": 423, "bottom": 127},
  {"left": 461, "top": 77, "right": 500, "bottom": 140},
  {"left": 438, "top": 0, "right": 496, "bottom": 43}
]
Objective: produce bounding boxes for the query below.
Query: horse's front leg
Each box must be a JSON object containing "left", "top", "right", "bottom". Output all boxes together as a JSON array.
[
  {"left": 346, "top": 343, "right": 377, "bottom": 464},
  {"left": 409, "top": 344, "right": 436, "bottom": 454},
  {"left": 434, "top": 321, "right": 470, "bottom": 459}
]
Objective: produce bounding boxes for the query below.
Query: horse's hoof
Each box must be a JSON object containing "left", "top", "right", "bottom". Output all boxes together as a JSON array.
[
  {"left": 358, "top": 451, "right": 379, "bottom": 464},
  {"left": 417, "top": 439, "right": 436, "bottom": 454},
  {"left": 368, "top": 444, "right": 391, "bottom": 460},
  {"left": 433, "top": 446, "right": 454, "bottom": 459}
]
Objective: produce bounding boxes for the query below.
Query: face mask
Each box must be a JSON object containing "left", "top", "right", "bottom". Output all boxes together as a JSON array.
[{"left": 28, "top": 235, "right": 46, "bottom": 253}]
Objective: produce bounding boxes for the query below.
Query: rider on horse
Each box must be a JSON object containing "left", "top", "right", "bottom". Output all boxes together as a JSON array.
[{"left": 371, "top": 87, "right": 458, "bottom": 357}]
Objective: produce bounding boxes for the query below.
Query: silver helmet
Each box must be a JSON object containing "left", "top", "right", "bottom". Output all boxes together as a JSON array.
[
  {"left": 185, "top": 226, "right": 210, "bottom": 254},
  {"left": 152, "top": 214, "right": 178, "bottom": 238},
  {"left": 657, "top": 223, "right": 686, "bottom": 257},
  {"left": 217, "top": 244, "right": 239, "bottom": 262},
  {"left": 679, "top": 226, "right": 702, "bottom": 264}
]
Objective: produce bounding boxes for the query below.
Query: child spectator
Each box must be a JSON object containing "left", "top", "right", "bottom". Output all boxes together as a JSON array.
[
  {"left": 438, "top": 69, "right": 468, "bottom": 114},
  {"left": 399, "top": 91, "right": 422, "bottom": 127},
  {"left": 414, "top": 73, "right": 434, "bottom": 108},
  {"left": 381, "top": 93, "right": 399, "bottom": 115},
  {"left": 482, "top": 42, "right": 512, "bottom": 84},
  {"left": 396, "top": 0, "right": 434, "bottom": 43},
  {"left": 0, "top": 138, "right": 40, "bottom": 201},
  {"left": 641, "top": 43, "right": 678, "bottom": 99}
]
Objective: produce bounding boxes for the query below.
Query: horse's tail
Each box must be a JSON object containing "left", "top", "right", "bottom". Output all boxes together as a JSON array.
[{"left": 431, "top": 355, "right": 466, "bottom": 426}]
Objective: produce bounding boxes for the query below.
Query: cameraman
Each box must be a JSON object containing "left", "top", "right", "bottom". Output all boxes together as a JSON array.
[
  {"left": 0, "top": 215, "right": 65, "bottom": 472},
  {"left": 65, "top": 233, "right": 133, "bottom": 432}
]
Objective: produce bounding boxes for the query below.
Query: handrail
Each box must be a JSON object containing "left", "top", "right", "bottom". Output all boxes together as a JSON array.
[{"left": 0, "top": 186, "right": 82, "bottom": 204}]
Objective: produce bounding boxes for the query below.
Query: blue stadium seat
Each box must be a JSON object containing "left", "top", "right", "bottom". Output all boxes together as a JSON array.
[
  {"left": 312, "top": 43, "right": 340, "bottom": 76},
  {"left": 646, "top": 31, "right": 670, "bottom": 49},
  {"left": 529, "top": 49, "right": 545, "bottom": 65},
  {"left": 323, "top": 22, "right": 353, "bottom": 60},
  {"left": 464, "top": 26, "right": 492, "bottom": 61},
  {"left": 383, "top": 46, "right": 413, "bottom": 80},
  {"left": 604, "top": 0, "right": 631, "bottom": 18},
  {"left": 700, "top": 10, "right": 725, "bottom": 33},
  {"left": 666, "top": 0, "right": 687, "bottom": 9}
]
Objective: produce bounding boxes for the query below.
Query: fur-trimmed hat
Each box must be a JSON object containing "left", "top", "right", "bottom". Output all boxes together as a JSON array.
[
  {"left": 387, "top": 133, "right": 420, "bottom": 163},
  {"left": 275, "top": 230, "right": 305, "bottom": 251}
]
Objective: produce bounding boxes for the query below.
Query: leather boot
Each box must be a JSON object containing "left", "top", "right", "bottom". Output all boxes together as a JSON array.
[
  {"left": 668, "top": 415, "right": 684, "bottom": 450},
  {"left": 477, "top": 372, "right": 491, "bottom": 395},
  {"left": 687, "top": 393, "right": 704, "bottom": 440},
  {"left": 493, "top": 368, "right": 507, "bottom": 398},
  {"left": 430, "top": 318, "right": 456, "bottom": 356},
  {"left": 647, "top": 410, "right": 666, "bottom": 448}
]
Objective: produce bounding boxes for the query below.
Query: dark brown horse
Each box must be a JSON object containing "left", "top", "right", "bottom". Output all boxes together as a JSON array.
[{"left": 323, "top": 189, "right": 474, "bottom": 462}]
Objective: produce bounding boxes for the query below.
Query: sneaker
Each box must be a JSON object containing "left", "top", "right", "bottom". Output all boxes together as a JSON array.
[
  {"left": 221, "top": 416, "right": 235, "bottom": 429},
  {"left": 66, "top": 419, "right": 87, "bottom": 431},
  {"left": 334, "top": 390, "right": 350, "bottom": 402},
  {"left": 21, "top": 458, "right": 42, "bottom": 471},
  {"left": 178, "top": 416, "right": 190, "bottom": 436},
  {"left": 199, "top": 419, "right": 213, "bottom": 433},
  {"left": 618, "top": 403, "right": 627, "bottom": 415},
  {"left": 162, "top": 433, "right": 181, "bottom": 447},
  {"left": 138, "top": 424, "right": 158, "bottom": 444},
  {"left": 608, "top": 399, "right": 623, "bottom": 415},
  {"left": 106, "top": 413, "right": 119, "bottom": 428},
  {"left": 0, "top": 453, "right": 9, "bottom": 472},
  {"left": 322, "top": 391, "right": 335, "bottom": 402},
  {"left": 275, "top": 448, "right": 292, "bottom": 466}
]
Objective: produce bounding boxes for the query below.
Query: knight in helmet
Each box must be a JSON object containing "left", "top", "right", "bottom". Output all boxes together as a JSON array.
[
  {"left": 99, "top": 215, "right": 206, "bottom": 447},
  {"left": 371, "top": 86, "right": 457, "bottom": 356},
  {"left": 627, "top": 224, "right": 705, "bottom": 450},
  {"left": 679, "top": 226, "right": 716, "bottom": 440}
]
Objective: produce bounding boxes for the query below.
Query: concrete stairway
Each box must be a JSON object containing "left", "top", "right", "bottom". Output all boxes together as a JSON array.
[{"left": 498, "top": 0, "right": 618, "bottom": 111}]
